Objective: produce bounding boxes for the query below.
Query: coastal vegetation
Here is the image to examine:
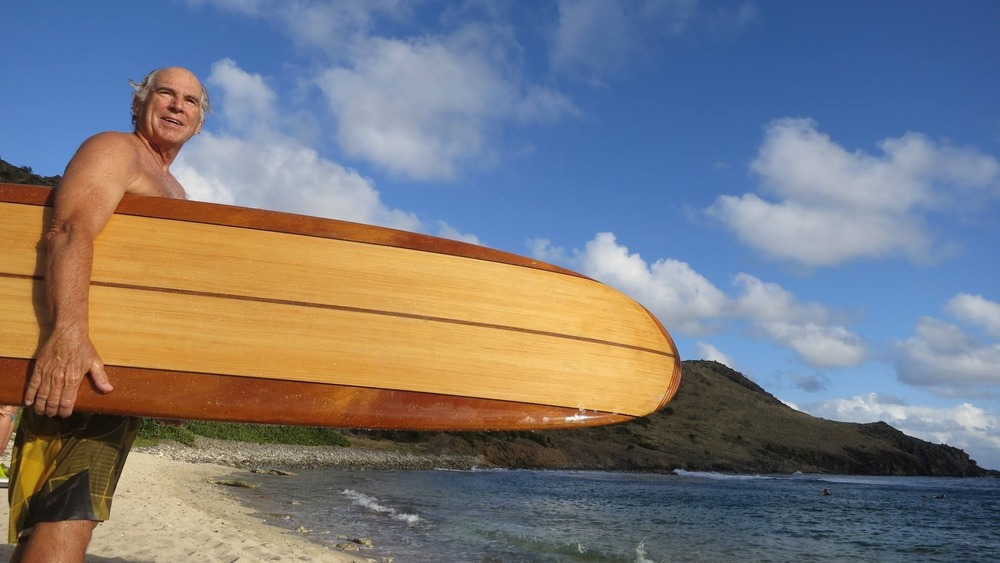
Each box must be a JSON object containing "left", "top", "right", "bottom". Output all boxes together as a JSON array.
[
  {"left": 0, "top": 157, "right": 60, "bottom": 186},
  {"left": 138, "top": 419, "right": 351, "bottom": 447}
]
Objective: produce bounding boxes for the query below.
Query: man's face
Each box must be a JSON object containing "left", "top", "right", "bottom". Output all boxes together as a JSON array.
[{"left": 134, "top": 68, "right": 205, "bottom": 148}]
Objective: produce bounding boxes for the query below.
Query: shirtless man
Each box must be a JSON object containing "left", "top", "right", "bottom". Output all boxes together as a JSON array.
[{"left": 8, "top": 67, "right": 209, "bottom": 562}]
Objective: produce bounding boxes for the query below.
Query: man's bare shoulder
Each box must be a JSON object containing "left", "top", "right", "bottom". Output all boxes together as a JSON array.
[
  {"left": 63, "top": 132, "right": 185, "bottom": 199},
  {"left": 53, "top": 134, "right": 144, "bottom": 225},
  {"left": 76, "top": 131, "right": 144, "bottom": 157},
  {"left": 78, "top": 132, "right": 186, "bottom": 199},
  {"left": 63, "top": 132, "right": 144, "bottom": 182}
]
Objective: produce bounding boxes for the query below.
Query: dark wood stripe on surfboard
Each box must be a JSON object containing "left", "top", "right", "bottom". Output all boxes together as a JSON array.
[
  {"left": 90, "top": 279, "right": 673, "bottom": 358},
  {"left": 0, "top": 357, "right": 633, "bottom": 430},
  {"left": 1, "top": 266, "right": 677, "bottom": 358}
]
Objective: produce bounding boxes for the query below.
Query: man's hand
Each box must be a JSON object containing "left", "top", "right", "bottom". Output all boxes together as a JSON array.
[{"left": 25, "top": 328, "right": 114, "bottom": 418}]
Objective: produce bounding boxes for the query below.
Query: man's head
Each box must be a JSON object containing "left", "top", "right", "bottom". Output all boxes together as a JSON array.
[{"left": 130, "top": 67, "right": 210, "bottom": 146}]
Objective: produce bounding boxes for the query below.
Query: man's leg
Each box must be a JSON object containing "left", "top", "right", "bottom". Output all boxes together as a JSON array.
[{"left": 10, "top": 520, "right": 98, "bottom": 563}]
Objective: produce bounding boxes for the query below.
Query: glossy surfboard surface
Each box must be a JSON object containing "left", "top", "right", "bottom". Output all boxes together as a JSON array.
[{"left": 0, "top": 183, "right": 680, "bottom": 430}]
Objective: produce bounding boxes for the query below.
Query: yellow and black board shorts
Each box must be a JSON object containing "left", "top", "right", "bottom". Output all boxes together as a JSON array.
[{"left": 7, "top": 410, "right": 141, "bottom": 543}]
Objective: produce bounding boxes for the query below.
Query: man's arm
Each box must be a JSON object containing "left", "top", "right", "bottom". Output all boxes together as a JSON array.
[{"left": 25, "top": 133, "right": 140, "bottom": 418}]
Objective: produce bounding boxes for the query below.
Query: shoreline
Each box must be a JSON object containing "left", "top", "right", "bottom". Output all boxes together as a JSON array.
[
  {"left": 139, "top": 435, "right": 491, "bottom": 471},
  {"left": 0, "top": 437, "right": 486, "bottom": 562}
]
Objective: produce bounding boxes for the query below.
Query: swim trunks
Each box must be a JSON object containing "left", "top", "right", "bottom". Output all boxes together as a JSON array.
[{"left": 7, "top": 410, "right": 141, "bottom": 543}]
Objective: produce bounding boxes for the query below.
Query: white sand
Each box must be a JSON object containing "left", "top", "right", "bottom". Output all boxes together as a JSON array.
[{"left": 0, "top": 452, "right": 373, "bottom": 562}]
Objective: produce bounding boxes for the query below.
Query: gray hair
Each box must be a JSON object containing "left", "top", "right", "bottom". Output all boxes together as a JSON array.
[{"left": 130, "top": 68, "right": 211, "bottom": 127}]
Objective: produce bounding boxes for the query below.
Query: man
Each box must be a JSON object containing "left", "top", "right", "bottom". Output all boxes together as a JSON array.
[{"left": 8, "top": 67, "right": 209, "bottom": 562}]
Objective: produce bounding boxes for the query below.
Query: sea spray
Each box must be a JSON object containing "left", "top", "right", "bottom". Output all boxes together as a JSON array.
[
  {"left": 341, "top": 489, "right": 422, "bottom": 524},
  {"left": 634, "top": 541, "right": 655, "bottom": 563}
]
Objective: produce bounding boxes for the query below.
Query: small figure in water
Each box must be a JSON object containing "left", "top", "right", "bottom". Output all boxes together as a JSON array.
[{"left": 821, "top": 488, "right": 832, "bottom": 496}]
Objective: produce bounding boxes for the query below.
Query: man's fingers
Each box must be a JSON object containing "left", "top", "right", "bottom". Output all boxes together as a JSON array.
[
  {"left": 40, "top": 381, "right": 64, "bottom": 417},
  {"left": 24, "top": 362, "right": 46, "bottom": 406},
  {"left": 89, "top": 360, "right": 114, "bottom": 394},
  {"left": 25, "top": 345, "right": 111, "bottom": 417},
  {"left": 57, "top": 398, "right": 76, "bottom": 418}
]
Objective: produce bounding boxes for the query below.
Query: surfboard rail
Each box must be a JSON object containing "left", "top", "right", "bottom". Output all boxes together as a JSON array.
[{"left": 0, "top": 183, "right": 681, "bottom": 430}]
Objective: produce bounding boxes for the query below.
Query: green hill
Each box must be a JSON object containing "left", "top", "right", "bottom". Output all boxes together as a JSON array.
[
  {"left": 358, "top": 361, "right": 995, "bottom": 476},
  {"left": 0, "top": 157, "right": 60, "bottom": 186}
]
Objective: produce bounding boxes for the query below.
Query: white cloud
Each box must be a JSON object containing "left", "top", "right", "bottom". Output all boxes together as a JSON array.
[
  {"left": 316, "top": 30, "right": 578, "bottom": 181},
  {"left": 896, "top": 317, "right": 1000, "bottom": 391},
  {"left": 205, "top": 58, "right": 276, "bottom": 133},
  {"left": 187, "top": 1, "right": 579, "bottom": 183},
  {"left": 694, "top": 342, "right": 735, "bottom": 368},
  {"left": 708, "top": 193, "right": 930, "bottom": 266},
  {"left": 945, "top": 293, "right": 1000, "bottom": 338},
  {"left": 433, "top": 221, "right": 482, "bottom": 246},
  {"left": 528, "top": 238, "right": 569, "bottom": 265},
  {"left": 707, "top": 118, "right": 1000, "bottom": 267},
  {"left": 731, "top": 273, "right": 867, "bottom": 368},
  {"left": 808, "top": 393, "right": 1000, "bottom": 470},
  {"left": 176, "top": 132, "right": 421, "bottom": 231},
  {"left": 577, "top": 232, "right": 729, "bottom": 334},
  {"left": 531, "top": 233, "right": 728, "bottom": 334},
  {"left": 894, "top": 294, "right": 1000, "bottom": 394}
]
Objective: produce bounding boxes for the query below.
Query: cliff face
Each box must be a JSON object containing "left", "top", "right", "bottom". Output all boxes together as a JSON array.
[{"left": 362, "top": 361, "right": 996, "bottom": 477}]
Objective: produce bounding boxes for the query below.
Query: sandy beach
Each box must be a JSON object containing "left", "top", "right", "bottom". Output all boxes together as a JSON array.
[{"left": 0, "top": 447, "right": 389, "bottom": 562}]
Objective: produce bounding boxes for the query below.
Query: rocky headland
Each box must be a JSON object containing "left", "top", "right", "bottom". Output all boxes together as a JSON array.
[{"left": 141, "top": 361, "right": 997, "bottom": 478}]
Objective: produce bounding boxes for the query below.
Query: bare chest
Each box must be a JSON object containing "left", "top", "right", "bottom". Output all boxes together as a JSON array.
[{"left": 131, "top": 158, "right": 188, "bottom": 199}]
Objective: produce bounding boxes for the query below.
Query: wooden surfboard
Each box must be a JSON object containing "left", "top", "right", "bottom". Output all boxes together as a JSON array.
[{"left": 0, "top": 183, "right": 681, "bottom": 430}]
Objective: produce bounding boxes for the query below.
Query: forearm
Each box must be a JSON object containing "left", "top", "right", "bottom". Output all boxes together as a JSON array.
[
  {"left": 43, "top": 224, "right": 96, "bottom": 338},
  {"left": 26, "top": 225, "right": 110, "bottom": 413}
]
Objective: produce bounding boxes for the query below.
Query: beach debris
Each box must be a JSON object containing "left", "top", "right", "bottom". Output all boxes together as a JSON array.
[
  {"left": 251, "top": 468, "right": 297, "bottom": 476},
  {"left": 337, "top": 542, "right": 361, "bottom": 552},
  {"left": 210, "top": 479, "right": 257, "bottom": 489},
  {"left": 336, "top": 537, "right": 376, "bottom": 552}
]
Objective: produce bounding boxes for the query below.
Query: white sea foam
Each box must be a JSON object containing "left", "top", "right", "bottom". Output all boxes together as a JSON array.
[
  {"left": 673, "top": 469, "right": 772, "bottom": 480},
  {"left": 341, "top": 489, "right": 421, "bottom": 524},
  {"left": 635, "top": 540, "right": 656, "bottom": 563},
  {"left": 433, "top": 466, "right": 507, "bottom": 473}
]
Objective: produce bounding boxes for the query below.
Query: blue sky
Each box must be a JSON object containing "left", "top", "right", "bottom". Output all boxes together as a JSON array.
[{"left": 4, "top": 1, "right": 999, "bottom": 469}]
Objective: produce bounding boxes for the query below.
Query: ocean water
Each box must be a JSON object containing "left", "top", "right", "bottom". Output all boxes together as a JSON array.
[{"left": 232, "top": 468, "right": 1000, "bottom": 562}]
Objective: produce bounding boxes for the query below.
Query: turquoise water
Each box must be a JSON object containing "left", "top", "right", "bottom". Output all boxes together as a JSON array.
[{"left": 234, "top": 469, "right": 1000, "bottom": 562}]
